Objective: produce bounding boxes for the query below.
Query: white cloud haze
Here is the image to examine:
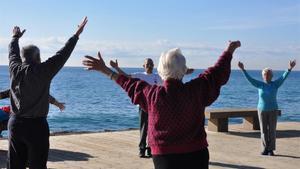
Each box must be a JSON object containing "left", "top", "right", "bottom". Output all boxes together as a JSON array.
[{"left": 0, "top": 37, "right": 299, "bottom": 70}]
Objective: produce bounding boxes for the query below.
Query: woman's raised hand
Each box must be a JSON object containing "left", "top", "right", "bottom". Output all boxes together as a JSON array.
[
  {"left": 110, "top": 59, "right": 119, "bottom": 69},
  {"left": 83, "top": 51, "right": 109, "bottom": 73},
  {"left": 289, "top": 60, "right": 296, "bottom": 71},
  {"left": 238, "top": 61, "right": 245, "bottom": 70}
]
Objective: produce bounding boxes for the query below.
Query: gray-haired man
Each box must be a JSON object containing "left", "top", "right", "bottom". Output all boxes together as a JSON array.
[{"left": 7, "top": 17, "right": 87, "bottom": 169}]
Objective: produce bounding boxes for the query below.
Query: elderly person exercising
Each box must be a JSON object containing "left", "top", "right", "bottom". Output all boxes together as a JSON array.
[
  {"left": 238, "top": 60, "right": 296, "bottom": 156},
  {"left": 83, "top": 41, "right": 241, "bottom": 169},
  {"left": 7, "top": 17, "right": 87, "bottom": 168}
]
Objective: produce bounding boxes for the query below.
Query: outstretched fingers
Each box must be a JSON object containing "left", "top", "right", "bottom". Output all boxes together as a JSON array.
[
  {"left": 75, "top": 16, "right": 88, "bottom": 36},
  {"left": 290, "top": 60, "right": 296, "bottom": 68},
  {"left": 12, "top": 26, "right": 26, "bottom": 38},
  {"left": 97, "top": 51, "right": 102, "bottom": 60},
  {"left": 237, "top": 61, "right": 244, "bottom": 70},
  {"left": 109, "top": 59, "right": 118, "bottom": 68},
  {"left": 97, "top": 51, "right": 106, "bottom": 65},
  {"left": 83, "top": 56, "right": 97, "bottom": 70},
  {"left": 82, "top": 52, "right": 108, "bottom": 72},
  {"left": 20, "top": 29, "right": 26, "bottom": 36},
  {"left": 79, "top": 16, "right": 88, "bottom": 28},
  {"left": 84, "top": 55, "right": 98, "bottom": 62}
]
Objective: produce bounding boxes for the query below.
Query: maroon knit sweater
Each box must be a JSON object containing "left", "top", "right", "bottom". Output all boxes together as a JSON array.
[{"left": 116, "top": 51, "right": 232, "bottom": 155}]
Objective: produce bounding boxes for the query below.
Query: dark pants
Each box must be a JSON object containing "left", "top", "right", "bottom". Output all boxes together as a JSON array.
[
  {"left": 139, "top": 107, "right": 148, "bottom": 150},
  {"left": 7, "top": 116, "right": 49, "bottom": 169},
  {"left": 0, "top": 120, "right": 8, "bottom": 135},
  {"left": 152, "top": 148, "right": 209, "bottom": 169}
]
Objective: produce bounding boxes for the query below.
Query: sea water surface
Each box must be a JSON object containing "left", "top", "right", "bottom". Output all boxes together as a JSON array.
[{"left": 0, "top": 66, "right": 299, "bottom": 133}]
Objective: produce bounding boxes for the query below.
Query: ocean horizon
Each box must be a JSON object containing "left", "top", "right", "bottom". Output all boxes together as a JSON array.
[{"left": 0, "top": 66, "right": 299, "bottom": 134}]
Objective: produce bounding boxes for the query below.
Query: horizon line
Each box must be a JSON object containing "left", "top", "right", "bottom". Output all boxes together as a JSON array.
[{"left": 0, "top": 65, "right": 299, "bottom": 72}]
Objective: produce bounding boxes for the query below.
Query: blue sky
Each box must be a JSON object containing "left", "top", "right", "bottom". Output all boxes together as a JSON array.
[{"left": 0, "top": 0, "right": 299, "bottom": 70}]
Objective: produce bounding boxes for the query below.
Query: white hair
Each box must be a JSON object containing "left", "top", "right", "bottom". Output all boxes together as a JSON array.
[
  {"left": 157, "top": 48, "right": 187, "bottom": 80},
  {"left": 262, "top": 68, "right": 273, "bottom": 76}
]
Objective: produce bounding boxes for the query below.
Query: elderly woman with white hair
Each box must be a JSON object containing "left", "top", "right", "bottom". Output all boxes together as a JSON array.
[
  {"left": 238, "top": 60, "right": 296, "bottom": 156},
  {"left": 83, "top": 41, "right": 241, "bottom": 169}
]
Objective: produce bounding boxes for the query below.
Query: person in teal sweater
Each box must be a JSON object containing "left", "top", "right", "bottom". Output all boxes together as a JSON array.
[{"left": 238, "top": 60, "right": 296, "bottom": 156}]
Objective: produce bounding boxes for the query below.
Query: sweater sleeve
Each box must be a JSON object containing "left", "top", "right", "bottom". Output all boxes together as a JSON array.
[
  {"left": 39, "top": 35, "right": 79, "bottom": 80},
  {"left": 196, "top": 51, "right": 232, "bottom": 106},
  {"left": 186, "top": 51, "right": 232, "bottom": 107},
  {"left": 273, "top": 70, "right": 290, "bottom": 88},
  {"left": 242, "top": 70, "right": 264, "bottom": 88},
  {"left": 116, "top": 75, "right": 152, "bottom": 111}
]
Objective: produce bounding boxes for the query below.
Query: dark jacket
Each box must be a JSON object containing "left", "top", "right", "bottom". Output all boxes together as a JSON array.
[
  {"left": 8, "top": 35, "right": 78, "bottom": 118},
  {"left": 0, "top": 89, "right": 58, "bottom": 105}
]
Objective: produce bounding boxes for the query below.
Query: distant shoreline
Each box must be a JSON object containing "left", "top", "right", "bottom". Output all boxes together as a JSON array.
[
  {"left": 1, "top": 65, "right": 300, "bottom": 71},
  {"left": 50, "top": 127, "right": 139, "bottom": 136}
]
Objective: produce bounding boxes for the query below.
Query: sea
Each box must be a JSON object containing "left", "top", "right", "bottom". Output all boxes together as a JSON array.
[{"left": 0, "top": 66, "right": 299, "bottom": 134}]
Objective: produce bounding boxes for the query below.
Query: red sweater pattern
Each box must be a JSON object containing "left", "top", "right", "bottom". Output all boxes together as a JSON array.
[{"left": 116, "top": 51, "right": 232, "bottom": 155}]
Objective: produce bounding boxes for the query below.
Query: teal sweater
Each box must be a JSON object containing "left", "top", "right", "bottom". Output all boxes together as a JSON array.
[{"left": 242, "top": 70, "right": 290, "bottom": 111}]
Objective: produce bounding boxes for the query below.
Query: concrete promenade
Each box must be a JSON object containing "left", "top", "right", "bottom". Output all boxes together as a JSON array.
[{"left": 0, "top": 122, "right": 299, "bottom": 169}]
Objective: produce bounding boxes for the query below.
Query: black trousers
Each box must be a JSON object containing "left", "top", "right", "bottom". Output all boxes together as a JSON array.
[
  {"left": 152, "top": 148, "right": 209, "bottom": 169},
  {"left": 139, "top": 107, "right": 148, "bottom": 150},
  {"left": 7, "top": 116, "right": 49, "bottom": 169}
]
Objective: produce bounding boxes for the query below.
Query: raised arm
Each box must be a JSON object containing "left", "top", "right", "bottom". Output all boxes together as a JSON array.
[
  {"left": 195, "top": 41, "right": 240, "bottom": 106},
  {"left": 0, "top": 89, "right": 10, "bottom": 99},
  {"left": 49, "top": 95, "right": 65, "bottom": 111},
  {"left": 110, "top": 59, "right": 130, "bottom": 76},
  {"left": 83, "top": 52, "right": 150, "bottom": 111},
  {"left": 8, "top": 27, "right": 26, "bottom": 77},
  {"left": 238, "top": 61, "right": 264, "bottom": 88},
  {"left": 274, "top": 60, "right": 296, "bottom": 87},
  {"left": 40, "top": 17, "right": 88, "bottom": 80}
]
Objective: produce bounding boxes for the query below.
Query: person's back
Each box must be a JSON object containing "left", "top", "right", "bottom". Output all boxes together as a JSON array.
[
  {"left": 118, "top": 54, "right": 232, "bottom": 154},
  {"left": 7, "top": 18, "right": 87, "bottom": 169},
  {"left": 83, "top": 40, "right": 241, "bottom": 169},
  {"left": 9, "top": 41, "right": 77, "bottom": 117},
  {"left": 145, "top": 80, "right": 208, "bottom": 153}
]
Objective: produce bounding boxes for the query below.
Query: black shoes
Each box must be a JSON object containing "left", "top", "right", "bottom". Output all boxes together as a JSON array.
[
  {"left": 139, "top": 147, "right": 152, "bottom": 158},
  {"left": 261, "top": 149, "right": 268, "bottom": 156},
  {"left": 146, "top": 147, "right": 152, "bottom": 157},
  {"left": 139, "top": 148, "right": 146, "bottom": 158},
  {"left": 261, "top": 149, "right": 275, "bottom": 156}
]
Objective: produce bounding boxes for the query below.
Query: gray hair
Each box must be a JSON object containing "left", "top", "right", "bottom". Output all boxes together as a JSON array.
[
  {"left": 262, "top": 67, "right": 272, "bottom": 76},
  {"left": 21, "top": 45, "right": 41, "bottom": 64},
  {"left": 157, "top": 48, "right": 187, "bottom": 80}
]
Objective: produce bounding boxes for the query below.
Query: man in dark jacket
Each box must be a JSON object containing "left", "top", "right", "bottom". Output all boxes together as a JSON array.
[
  {"left": 7, "top": 17, "right": 87, "bottom": 169},
  {"left": 0, "top": 89, "right": 65, "bottom": 136}
]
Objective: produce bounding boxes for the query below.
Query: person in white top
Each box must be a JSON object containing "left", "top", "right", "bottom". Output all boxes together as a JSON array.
[
  {"left": 110, "top": 58, "right": 194, "bottom": 158},
  {"left": 131, "top": 71, "right": 163, "bottom": 85},
  {"left": 110, "top": 58, "right": 161, "bottom": 158}
]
